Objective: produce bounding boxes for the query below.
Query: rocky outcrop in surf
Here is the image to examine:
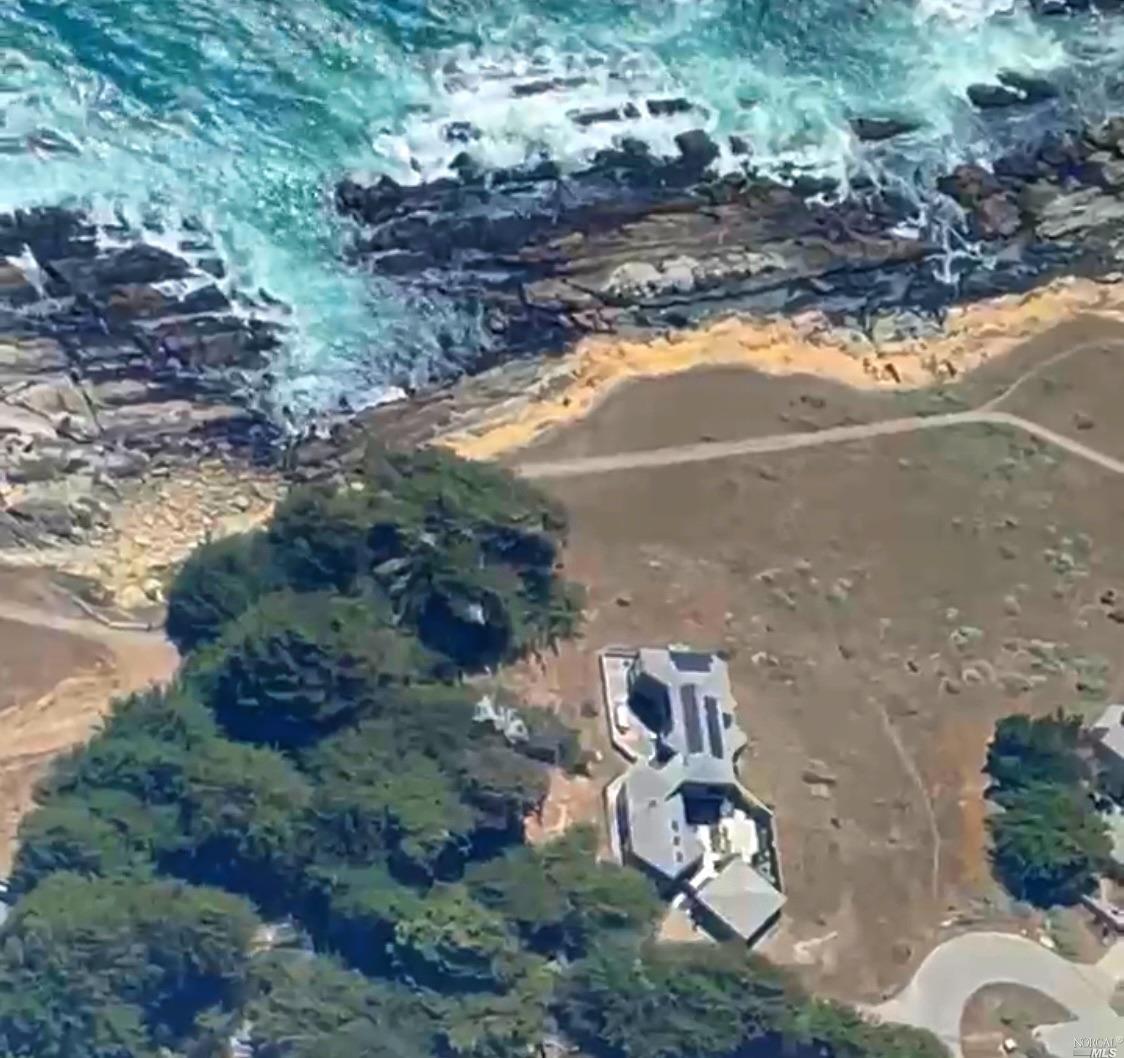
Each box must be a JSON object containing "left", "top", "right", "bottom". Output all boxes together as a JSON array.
[
  {"left": 336, "top": 115, "right": 1124, "bottom": 374},
  {"left": 0, "top": 208, "right": 280, "bottom": 550}
]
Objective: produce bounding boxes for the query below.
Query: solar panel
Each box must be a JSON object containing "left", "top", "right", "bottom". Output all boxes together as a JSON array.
[
  {"left": 704, "top": 695, "right": 725, "bottom": 758},
  {"left": 680, "top": 684, "right": 705, "bottom": 754},
  {"left": 670, "top": 650, "right": 711, "bottom": 673}
]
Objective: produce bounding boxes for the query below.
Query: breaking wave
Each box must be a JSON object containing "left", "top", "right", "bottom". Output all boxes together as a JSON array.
[{"left": 1, "top": 0, "right": 1123, "bottom": 414}]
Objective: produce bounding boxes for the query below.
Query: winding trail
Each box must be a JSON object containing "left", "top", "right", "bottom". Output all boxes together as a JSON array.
[
  {"left": 516, "top": 409, "right": 1124, "bottom": 480},
  {"left": 868, "top": 933, "right": 1122, "bottom": 1057},
  {"left": 515, "top": 337, "right": 1124, "bottom": 481}
]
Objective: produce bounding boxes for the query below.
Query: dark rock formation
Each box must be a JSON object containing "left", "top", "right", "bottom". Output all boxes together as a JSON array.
[
  {"left": 851, "top": 117, "right": 921, "bottom": 142},
  {"left": 335, "top": 114, "right": 1124, "bottom": 382},
  {"left": 1033, "top": 0, "right": 1091, "bottom": 12},
  {"left": 997, "top": 70, "right": 1060, "bottom": 103},
  {"left": 0, "top": 208, "right": 281, "bottom": 549}
]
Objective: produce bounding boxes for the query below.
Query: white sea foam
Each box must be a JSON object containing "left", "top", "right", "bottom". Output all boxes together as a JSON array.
[
  {"left": 915, "top": 0, "right": 1017, "bottom": 27},
  {"left": 0, "top": 0, "right": 1119, "bottom": 420}
]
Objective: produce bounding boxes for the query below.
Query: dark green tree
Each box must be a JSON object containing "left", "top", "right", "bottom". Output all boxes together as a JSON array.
[
  {"left": 8, "top": 789, "right": 171, "bottom": 896},
  {"left": 438, "top": 961, "right": 554, "bottom": 1058},
  {"left": 165, "top": 530, "right": 279, "bottom": 651},
  {"left": 388, "top": 882, "right": 522, "bottom": 990},
  {"left": 467, "top": 825, "right": 661, "bottom": 955},
  {"left": 307, "top": 724, "right": 475, "bottom": 879},
  {"left": 556, "top": 939, "right": 796, "bottom": 1058},
  {"left": 245, "top": 951, "right": 433, "bottom": 1058},
  {"left": 269, "top": 445, "right": 583, "bottom": 670},
  {"left": 0, "top": 874, "right": 259, "bottom": 1058},
  {"left": 457, "top": 744, "right": 550, "bottom": 836},
  {"left": 784, "top": 999, "right": 949, "bottom": 1058},
  {"left": 23, "top": 691, "right": 312, "bottom": 906},
  {"left": 985, "top": 711, "right": 1085, "bottom": 798},
  {"left": 989, "top": 781, "right": 1111, "bottom": 906},
  {"left": 317, "top": 867, "right": 521, "bottom": 991},
  {"left": 169, "top": 735, "right": 314, "bottom": 904},
  {"left": 310, "top": 863, "right": 424, "bottom": 972},
  {"left": 188, "top": 590, "right": 437, "bottom": 748}
]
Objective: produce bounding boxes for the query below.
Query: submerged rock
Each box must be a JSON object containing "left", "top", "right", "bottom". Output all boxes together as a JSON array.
[
  {"left": 647, "top": 97, "right": 696, "bottom": 117},
  {"left": 968, "top": 71, "right": 1059, "bottom": 110},
  {"left": 674, "top": 129, "right": 720, "bottom": 171},
  {"left": 851, "top": 117, "right": 920, "bottom": 142},
  {"left": 968, "top": 83, "right": 1025, "bottom": 109},
  {"left": 998, "top": 70, "right": 1060, "bottom": 103}
]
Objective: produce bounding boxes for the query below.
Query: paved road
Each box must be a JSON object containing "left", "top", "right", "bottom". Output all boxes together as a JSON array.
[
  {"left": 516, "top": 409, "right": 1124, "bottom": 480},
  {"left": 868, "top": 933, "right": 1122, "bottom": 1058}
]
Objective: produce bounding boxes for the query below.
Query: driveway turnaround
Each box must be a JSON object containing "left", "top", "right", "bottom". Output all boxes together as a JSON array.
[{"left": 869, "top": 932, "right": 1122, "bottom": 1058}]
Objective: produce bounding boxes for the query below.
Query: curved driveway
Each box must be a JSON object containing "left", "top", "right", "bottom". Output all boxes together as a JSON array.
[{"left": 868, "top": 932, "right": 1122, "bottom": 1057}]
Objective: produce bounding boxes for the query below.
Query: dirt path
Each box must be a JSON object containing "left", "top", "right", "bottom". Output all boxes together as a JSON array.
[
  {"left": 513, "top": 338, "right": 1124, "bottom": 480},
  {"left": 516, "top": 409, "right": 1124, "bottom": 480},
  {"left": 872, "top": 696, "right": 942, "bottom": 902},
  {"left": 0, "top": 585, "right": 178, "bottom": 874}
]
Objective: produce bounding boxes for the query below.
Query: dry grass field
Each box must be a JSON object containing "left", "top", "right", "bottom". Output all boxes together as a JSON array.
[{"left": 506, "top": 317, "right": 1124, "bottom": 1002}]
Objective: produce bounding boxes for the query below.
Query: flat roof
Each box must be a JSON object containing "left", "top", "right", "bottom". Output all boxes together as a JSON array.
[{"left": 621, "top": 760, "right": 704, "bottom": 879}]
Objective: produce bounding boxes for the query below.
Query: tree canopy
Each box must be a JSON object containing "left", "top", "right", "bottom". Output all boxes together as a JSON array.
[
  {"left": 186, "top": 590, "right": 438, "bottom": 748},
  {"left": 984, "top": 710, "right": 1110, "bottom": 907},
  {"left": 1, "top": 443, "right": 945, "bottom": 1058},
  {"left": 556, "top": 939, "right": 796, "bottom": 1058},
  {"left": 989, "top": 781, "right": 1110, "bottom": 906},
  {"left": 985, "top": 711, "right": 1086, "bottom": 800},
  {"left": 0, "top": 874, "right": 260, "bottom": 1058},
  {"left": 165, "top": 530, "right": 278, "bottom": 652}
]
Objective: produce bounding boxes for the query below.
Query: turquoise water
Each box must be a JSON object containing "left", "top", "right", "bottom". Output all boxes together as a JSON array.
[{"left": 1, "top": 0, "right": 1123, "bottom": 413}]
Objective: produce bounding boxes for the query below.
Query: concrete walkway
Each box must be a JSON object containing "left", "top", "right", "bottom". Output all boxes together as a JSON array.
[{"left": 869, "top": 933, "right": 1122, "bottom": 1057}]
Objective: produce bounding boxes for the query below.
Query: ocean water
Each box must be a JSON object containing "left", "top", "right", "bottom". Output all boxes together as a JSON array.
[{"left": 1, "top": 0, "right": 1123, "bottom": 415}]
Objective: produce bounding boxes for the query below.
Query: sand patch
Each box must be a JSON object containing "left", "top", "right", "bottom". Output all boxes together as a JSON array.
[{"left": 445, "top": 277, "right": 1124, "bottom": 460}]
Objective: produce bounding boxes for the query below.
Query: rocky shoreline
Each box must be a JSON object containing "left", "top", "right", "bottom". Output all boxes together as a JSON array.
[
  {"left": 0, "top": 207, "right": 282, "bottom": 566},
  {"left": 312, "top": 110, "right": 1124, "bottom": 463},
  {"left": 336, "top": 114, "right": 1124, "bottom": 368},
  {"left": 6, "top": 104, "right": 1124, "bottom": 601}
]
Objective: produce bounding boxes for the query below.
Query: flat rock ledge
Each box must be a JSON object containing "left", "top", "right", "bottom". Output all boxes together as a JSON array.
[
  {"left": 0, "top": 207, "right": 282, "bottom": 556},
  {"left": 336, "top": 117, "right": 1124, "bottom": 374}
]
